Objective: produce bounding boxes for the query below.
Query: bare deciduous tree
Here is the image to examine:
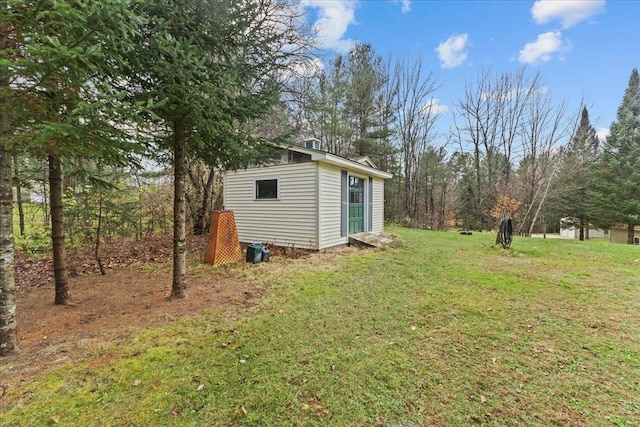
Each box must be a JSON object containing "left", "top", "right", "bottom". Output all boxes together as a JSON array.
[
  {"left": 516, "top": 90, "right": 572, "bottom": 236},
  {"left": 393, "top": 55, "right": 441, "bottom": 224},
  {"left": 452, "top": 68, "right": 566, "bottom": 232}
]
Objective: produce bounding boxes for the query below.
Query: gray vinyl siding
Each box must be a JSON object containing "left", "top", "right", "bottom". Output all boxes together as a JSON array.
[
  {"left": 318, "top": 164, "right": 347, "bottom": 249},
  {"left": 224, "top": 162, "right": 319, "bottom": 249},
  {"left": 224, "top": 155, "right": 388, "bottom": 251},
  {"left": 372, "top": 177, "right": 385, "bottom": 233}
]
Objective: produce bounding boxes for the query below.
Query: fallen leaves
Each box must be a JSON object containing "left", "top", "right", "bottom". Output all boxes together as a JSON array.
[
  {"left": 231, "top": 406, "right": 249, "bottom": 420},
  {"left": 301, "top": 396, "right": 330, "bottom": 417},
  {"left": 15, "top": 233, "right": 208, "bottom": 292}
]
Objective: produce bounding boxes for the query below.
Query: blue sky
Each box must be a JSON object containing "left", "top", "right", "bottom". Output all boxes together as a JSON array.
[{"left": 300, "top": 0, "right": 640, "bottom": 141}]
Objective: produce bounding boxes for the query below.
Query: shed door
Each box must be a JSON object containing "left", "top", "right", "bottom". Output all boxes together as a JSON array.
[{"left": 349, "top": 176, "right": 364, "bottom": 233}]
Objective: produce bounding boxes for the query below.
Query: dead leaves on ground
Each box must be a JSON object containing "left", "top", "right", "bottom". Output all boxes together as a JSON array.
[{"left": 15, "top": 233, "right": 207, "bottom": 293}]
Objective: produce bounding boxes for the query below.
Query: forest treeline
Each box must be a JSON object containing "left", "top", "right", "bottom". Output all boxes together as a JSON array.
[{"left": 1, "top": 0, "right": 639, "bottom": 356}]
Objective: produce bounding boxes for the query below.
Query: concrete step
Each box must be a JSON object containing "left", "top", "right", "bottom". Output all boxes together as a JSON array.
[{"left": 349, "top": 232, "right": 396, "bottom": 248}]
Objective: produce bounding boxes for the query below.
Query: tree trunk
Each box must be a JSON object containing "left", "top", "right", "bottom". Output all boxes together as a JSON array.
[
  {"left": 1, "top": 18, "right": 20, "bottom": 355},
  {"left": 13, "top": 154, "right": 25, "bottom": 236},
  {"left": 473, "top": 146, "right": 482, "bottom": 230},
  {"left": 527, "top": 173, "right": 554, "bottom": 238},
  {"left": 94, "top": 188, "right": 106, "bottom": 275},
  {"left": 42, "top": 166, "right": 50, "bottom": 224},
  {"left": 579, "top": 225, "right": 584, "bottom": 241},
  {"left": 439, "top": 184, "right": 446, "bottom": 230},
  {"left": 627, "top": 223, "right": 635, "bottom": 245},
  {"left": 0, "top": 144, "right": 19, "bottom": 356},
  {"left": 49, "top": 154, "right": 71, "bottom": 305},
  {"left": 171, "top": 123, "right": 187, "bottom": 299},
  {"left": 213, "top": 183, "right": 224, "bottom": 211},
  {"left": 0, "top": 99, "right": 20, "bottom": 355},
  {"left": 192, "top": 168, "right": 216, "bottom": 235},
  {"left": 517, "top": 178, "right": 542, "bottom": 236}
]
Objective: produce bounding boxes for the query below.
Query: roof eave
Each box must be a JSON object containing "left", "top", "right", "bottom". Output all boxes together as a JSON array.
[
  {"left": 314, "top": 153, "right": 393, "bottom": 179},
  {"left": 284, "top": 144, "right": 393, "bottom": 179}
]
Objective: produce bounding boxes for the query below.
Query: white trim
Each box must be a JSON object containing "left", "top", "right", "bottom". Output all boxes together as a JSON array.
[
  {"left": 254, "top": 177, "right": 280, "bottom": 200},
  {"left": 351, "top": 156, "right": 378, "bottom": 168},
  {"left": 362, "top": 175, "right": 370, "bottom": 232},
  {"left": 315, "top": 165, "right": 321, "bottom": 248},
  {"left": 281, "top": 145, "right": 393, "bottom": 179},
  {"left": 347, "top": 173, "right": 366, "bottom": 235}
]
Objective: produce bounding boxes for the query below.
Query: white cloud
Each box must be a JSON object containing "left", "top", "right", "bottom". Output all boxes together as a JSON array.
[
  {"left": 518, "top": 31, "right": 569, "bottom": 64},
  {"left": 301, "top": 0, "right": 358, "bottom": 53},
  {"left": 531, "top": 0, "right": 605, "bottom": 29},
  {"left": 394, "top": 0, "right": 411, "bottom": 13},
  {"left": 435, "top": 33, "right": 469, "bottom": 69},
  {"left": 288, "top": 57, "right": 325, "bottom": 78},
  {"left": 597, "top": 127, "right": 610, "bottom": 142},
  {"left": 422, "top": 98, "right": 448, "bottom": 116}
]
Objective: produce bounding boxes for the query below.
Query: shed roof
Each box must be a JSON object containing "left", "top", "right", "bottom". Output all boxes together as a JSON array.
[
  {"left": 285, "top": 145, "right": 393, "bottom": 179},
  {"left": 610, "top": 223, "right": 640, "bottom": 231}
]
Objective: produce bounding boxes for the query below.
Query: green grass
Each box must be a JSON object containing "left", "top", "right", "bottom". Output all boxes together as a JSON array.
[
  {"left": 3, "top": 228, "right": 640, "bottom": 426},
  {"left": 12, "top": 202, "right": 52, "bottom": 254}
]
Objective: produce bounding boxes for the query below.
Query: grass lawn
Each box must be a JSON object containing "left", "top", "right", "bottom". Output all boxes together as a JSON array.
[{"left": 3, "top": 227, "right": 639, "bottom": 426}]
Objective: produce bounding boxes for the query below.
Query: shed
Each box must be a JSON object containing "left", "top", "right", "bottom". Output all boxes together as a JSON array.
[
  {"left": 609, "top": 224, "right": 640, "bottom": 244},
  {"left": 559, "top": 218, "right": 607, "bottom": 239},
  {"left": 223, "top": 144, "right": 393, "bottom": 250}
]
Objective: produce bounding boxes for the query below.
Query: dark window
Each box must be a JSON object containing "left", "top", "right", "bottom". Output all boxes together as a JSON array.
[
  {"left": 255, "top": 179, "right": 278, "bottom": 199},
  {"left": 287, "top": 151, "right": 312, "bottom": 163},
  {"left": 349, "top": 190, "right": 363, "bottom": 203},
  {"left": 349, "top": 177, "right": 363, "bottom": 203}
]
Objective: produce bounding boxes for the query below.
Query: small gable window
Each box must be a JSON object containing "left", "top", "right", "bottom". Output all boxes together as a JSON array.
[{"left": 255, "top": 178, "right": 279, "bottom": 200}]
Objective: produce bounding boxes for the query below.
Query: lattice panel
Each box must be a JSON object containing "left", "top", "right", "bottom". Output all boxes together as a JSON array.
[{"left": 204, "top": 210, "right": 243, "bottom": 266}]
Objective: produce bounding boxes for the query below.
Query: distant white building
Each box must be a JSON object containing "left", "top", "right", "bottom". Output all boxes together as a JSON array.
[
  {"left": 29, "top": 192, "right": 46, "bottom": 204},
  {"left": 559, "top": 218, "right": 607, "bottom": 239}
]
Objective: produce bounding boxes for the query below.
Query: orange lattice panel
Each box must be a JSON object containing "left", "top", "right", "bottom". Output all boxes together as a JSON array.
[{"left": 204, "top": 210, "right": 243, "bottom": 266}]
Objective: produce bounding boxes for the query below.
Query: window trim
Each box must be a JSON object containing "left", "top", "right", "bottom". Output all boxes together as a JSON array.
[
  {"left": 368, "top": 177, "right": 373, "bottom": 232},
  {"left": 254, "top": 177, "right": 280, "bottom": 200},
  {"left": 341, "top": 170, "right": 348, "bottom": 237}
]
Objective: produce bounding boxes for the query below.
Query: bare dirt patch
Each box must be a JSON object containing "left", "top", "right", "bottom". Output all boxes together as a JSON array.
[
  {"left": 1, "top": 234, "right": 272, "bottom": 390},
  {"left": 1, "top": 234, "right": 367, "bottom": 397}
]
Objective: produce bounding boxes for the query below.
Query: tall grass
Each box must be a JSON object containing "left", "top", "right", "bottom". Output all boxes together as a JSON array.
[{"left": 3, "top": 228, "right": 639, "bottom": 426}]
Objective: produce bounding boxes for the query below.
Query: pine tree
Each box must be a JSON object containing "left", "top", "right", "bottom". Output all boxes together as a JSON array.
[
  {"left": 555, "top": 107, "right": 600, "bottom": 240},
  {"left": 344, "top": 44, "right": 386, "bottom": 159},
  {"left": 306, "top": 56, "right": 351, "bottom": 155},
  {"left": 7, "top": 0, "right": 145, "bottom": 305},
  {"left": 591, "top": 69, "right": 640, "bottom": 243},
  {"left": 131, "top": 0, "right": 312, "bottom": 298}
]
